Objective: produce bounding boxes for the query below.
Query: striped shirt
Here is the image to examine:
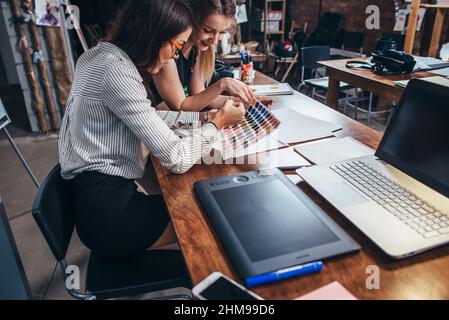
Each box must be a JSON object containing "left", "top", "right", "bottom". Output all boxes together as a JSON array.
[{"left": 59, "top": 41, "right": 218, "bottom": 180}]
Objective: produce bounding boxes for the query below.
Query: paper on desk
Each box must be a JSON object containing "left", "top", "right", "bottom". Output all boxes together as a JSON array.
[
  {"left": 295, "top": 136, "right": 374, "bottom": 165},
  {"left": 250, "top": 83, "right": 294, "bottom": 96},
  {"left": 271, "top": 108, "right": 341, "bottom": 144},
  {"left": 213, "top": 134, "right": 284, "bottom": 161},
  {"left": 413, "top": 56, "right": 449, "bottom": 71},
  {"left": 394, "top": 79, "right": 409, "bottom": 88},
  {"left": 285, "top": 174, "right": 304, "bottom": 185},
  {"left": 237, "top": 146, "right": 311, "bottom": 170},
  {"left": 421, "top": 76, "right": 449, "bottom": 87},
  {"left": 295, "top": 281, "right": 357, "bottom": 300},
  {"left": 395, "top": 75, "right": 449, "bottom": 88},
  {"left": 430, "top": 67, "right": 449, "bottom": 78}
]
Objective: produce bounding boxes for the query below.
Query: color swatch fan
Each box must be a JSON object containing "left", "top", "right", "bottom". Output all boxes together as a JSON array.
[{"left": 218, "top": 100, "right": 281, "bottom": 160}]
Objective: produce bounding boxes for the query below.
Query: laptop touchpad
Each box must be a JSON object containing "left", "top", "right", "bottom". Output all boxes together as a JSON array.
[{"left": 318, "top": 181, "right": 369, "bottom": 208}]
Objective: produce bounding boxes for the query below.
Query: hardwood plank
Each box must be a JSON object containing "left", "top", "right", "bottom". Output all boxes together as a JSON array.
[
  {"left": 405, "top": 0, "right": 421, "bottom": 54},
  {"left": 428, "top": 8, "right": 445, "bottom": 57},
  {"left": 325, "top": 76, "right": 340, "bottom": 109}
]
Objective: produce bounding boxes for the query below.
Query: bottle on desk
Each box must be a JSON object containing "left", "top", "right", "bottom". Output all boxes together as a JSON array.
[{"left": 241, "top": 51, "right": 255, "bottom": 85}]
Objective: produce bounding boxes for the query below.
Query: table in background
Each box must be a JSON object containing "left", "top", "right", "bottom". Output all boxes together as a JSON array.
[
  {"left": 150, "top": 72, "right": 449, "bottom": 300},
  {"left": 319, "top": 58, "right": 433, "bottom": 109}
]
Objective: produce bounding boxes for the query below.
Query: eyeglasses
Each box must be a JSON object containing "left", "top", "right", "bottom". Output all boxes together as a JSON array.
[{"left": 169, "top": 40, "right": 183, "bottom": 57}]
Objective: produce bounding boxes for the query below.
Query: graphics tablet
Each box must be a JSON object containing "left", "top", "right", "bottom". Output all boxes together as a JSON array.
[{"left": 194, "top": 169, "right": 360, "bottom": 281}]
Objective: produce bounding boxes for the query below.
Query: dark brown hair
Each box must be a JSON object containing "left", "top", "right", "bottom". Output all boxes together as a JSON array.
[{"left": 107, "top": 0, "right": 194, "bottom": 70}]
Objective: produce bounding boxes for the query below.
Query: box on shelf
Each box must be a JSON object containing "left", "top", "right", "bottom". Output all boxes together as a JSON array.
[
  {"left": 253, "top": 8, "right": 283, "bottom": 21},
  {"left": 253, "top": 21, "right": 280, "bottom": 32}
]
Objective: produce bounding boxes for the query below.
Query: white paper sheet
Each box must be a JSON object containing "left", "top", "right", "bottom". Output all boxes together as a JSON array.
[
  {"left": 213, "top": 134, "right": 284, "bottom": 161},
  {"left": 430, "top": 67, "right": 449, "bottom": 78},
  {"left": 295, "top": 136, "right": 375, "bottom": 165},
  {"left": 271, "top": 108, "right": 341, "bottom": 144},
  {"left": 250, "top": 83, "right": 294, "bottom": 96},
  {"left": 414, "top": 56, "right": 449, "bottom": 71},
  {"left": 236, "top": 146, "right": 311, "bottom": 169},
  {"left": 285, "top": 174, "right": 304, "bottom": 185},
  {"left": 258, "top": 146, "right": 311, "bottom": 169}
]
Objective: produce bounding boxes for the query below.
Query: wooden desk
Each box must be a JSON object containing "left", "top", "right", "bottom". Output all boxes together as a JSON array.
[
  {"left": 320, "top": 58, "right": 433, "bottom": 109},
  {"left": 150, "top": 72, "right": 449, "bottom": 300}
]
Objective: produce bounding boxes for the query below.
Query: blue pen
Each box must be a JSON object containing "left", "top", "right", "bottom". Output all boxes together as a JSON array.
[{"left": 245, "top": 261, "right": 324, "bottom": 287}]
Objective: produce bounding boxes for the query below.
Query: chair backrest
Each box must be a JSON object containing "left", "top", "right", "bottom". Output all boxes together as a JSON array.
[
  {"left": 301, "top": 46, "right": 330, "bottom": 69},
  {"left": 32, "top": 165, "right": 75, "bottom": 262},
  {"left": 304, "top": 12, "right": 344, "bottom": 47},
  {"left": 289, "top": 20, "right": 309, "bottom": 39},
  {"left": 0, "top": 196, "right": 32, "bottom": 300},
  {"left": 342, "top": 31, "right": 365, "bottom": 53}
]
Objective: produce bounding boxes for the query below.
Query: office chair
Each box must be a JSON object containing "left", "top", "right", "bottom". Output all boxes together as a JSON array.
[
  {"left": 303, "top": 12, "right": 344, "bottom": 47},
  {"left": 299, "top": 46, "right": 376, "bottom": 123},
  {"left": 324, "top": 31, "right": 377, "bottom": 124},
  {"left": 298, "top": 46, "right": 352, "bottom": 105},
  {"left": 270, "top": 21, "right": 309, "bottom": 82},
  {"left": 341, "top": 31, "right": 365, "bottom": 56},
  {"left": 32, "top": 165, "right": 192, "bottom": 300}
]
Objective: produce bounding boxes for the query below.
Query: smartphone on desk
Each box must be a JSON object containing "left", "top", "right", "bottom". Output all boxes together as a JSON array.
[{"left": 192, "top": 272, "right": 263, "bottom": 300}]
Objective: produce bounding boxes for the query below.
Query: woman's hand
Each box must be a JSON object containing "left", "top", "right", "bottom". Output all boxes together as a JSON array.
[
  {"left": 218, "top": 78, "right": 256, "bottom": 104},
  {"left": 230, "top": 95, "right": 273, "bottom": 110},
  {"left": 209, "top": 99, "right": 245, "bottom": 130},
  {"left": 256, "top": 96, "right": 274, "bottom": 107}
]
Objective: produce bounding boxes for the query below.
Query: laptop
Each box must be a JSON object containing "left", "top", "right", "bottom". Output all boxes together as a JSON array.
[{"left": 298, "top": 79, "right": 449, "bottom": 259}]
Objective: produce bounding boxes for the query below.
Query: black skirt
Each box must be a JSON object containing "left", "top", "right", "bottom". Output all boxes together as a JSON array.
[{"left": 73, "top": 171, "right": 170, "bottom": 256}]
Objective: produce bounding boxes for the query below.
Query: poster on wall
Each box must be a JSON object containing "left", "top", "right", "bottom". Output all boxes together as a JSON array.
[
  {"left": 34, "top": 0, "right": 61, "bottom": 27},
  {"left": 394, "top": 7, "right": 426, "bottom": 32},
  {"left": 394, "top": 9, "right": 407, "bottom": 32},
  {"left": 235, "top": 4, "right": 248, "bottom": 24}
]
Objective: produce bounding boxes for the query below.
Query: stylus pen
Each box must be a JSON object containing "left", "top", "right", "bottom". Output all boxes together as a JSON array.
[{"left": 245, "top": 261, "right": 324, "bottom": 287}]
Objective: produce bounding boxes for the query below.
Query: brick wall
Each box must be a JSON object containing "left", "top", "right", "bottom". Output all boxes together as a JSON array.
[
  {"left": 288, "top": 0, "right": 449, "bottom": 55},
  {"left": 288, "top": 0, "right": 395, "bottom": 53}
]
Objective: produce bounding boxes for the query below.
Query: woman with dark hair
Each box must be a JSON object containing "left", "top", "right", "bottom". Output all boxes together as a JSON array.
[
  {"left": 152, "top": 0, "right": 272, "bottom": 112},
  {"left": 58, "top": 0, "right": 245, "bottom": 256}
]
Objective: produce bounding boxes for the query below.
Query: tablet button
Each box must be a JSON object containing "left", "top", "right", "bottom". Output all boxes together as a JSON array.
[{"left": 233, "top": 176, "right": 249, "bottom": 183}]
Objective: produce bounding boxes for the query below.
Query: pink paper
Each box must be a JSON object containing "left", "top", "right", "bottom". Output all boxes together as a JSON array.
[{"left": 295, "top": 281, "right": 357, "bottom": 300}]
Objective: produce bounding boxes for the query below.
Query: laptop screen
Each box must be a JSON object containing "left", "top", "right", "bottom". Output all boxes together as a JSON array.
[{"left": 376, "top": 79, "right": 449, "bottom": 198}]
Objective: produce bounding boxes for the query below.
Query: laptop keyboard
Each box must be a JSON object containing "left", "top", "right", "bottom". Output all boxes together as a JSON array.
[{"left": 330, "top": 160, "right": 449, "bottom": 239}]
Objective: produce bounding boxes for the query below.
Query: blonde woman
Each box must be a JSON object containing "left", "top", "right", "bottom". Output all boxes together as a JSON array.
[{"left": 152, "top": 0, "right": 271, "bottom": 112}]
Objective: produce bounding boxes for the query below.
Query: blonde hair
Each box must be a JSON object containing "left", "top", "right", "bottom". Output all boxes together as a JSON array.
[
  {"left": 190, "top": 0, "right": 236, "bottom": 86},
  {"left": 198, "top": 45, "right": 216, "bottom": 86}
]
